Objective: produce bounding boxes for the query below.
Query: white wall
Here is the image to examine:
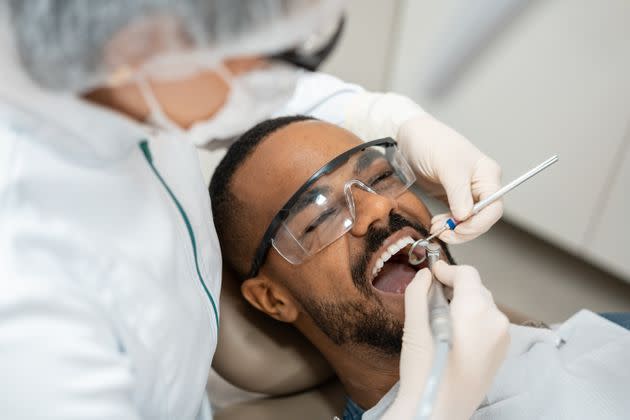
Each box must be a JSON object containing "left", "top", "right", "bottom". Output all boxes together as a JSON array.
[{"left": 320, "top": 0, "right": 401, "bottom": 91}]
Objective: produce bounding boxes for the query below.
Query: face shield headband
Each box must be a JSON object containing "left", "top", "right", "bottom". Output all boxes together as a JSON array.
[{"left": 248, "top": 138, "right": 416, "bottom": 278}]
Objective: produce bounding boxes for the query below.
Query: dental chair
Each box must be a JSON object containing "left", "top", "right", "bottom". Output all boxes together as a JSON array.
[{"left": 209, "top": 267, "right": 531, "bottom": 419}]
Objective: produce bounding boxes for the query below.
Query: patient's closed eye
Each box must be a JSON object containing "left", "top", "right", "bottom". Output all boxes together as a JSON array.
[
  {"left": 304, "top": 207, "right": 339, "bottom": 234},
  {"left": 368, "top": 170, "right": 394, "bottom": 187}
]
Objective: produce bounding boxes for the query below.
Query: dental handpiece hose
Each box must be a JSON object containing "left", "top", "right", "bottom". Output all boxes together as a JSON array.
[{"left": 415, "top": 243, "right": 451, "bottom": 420}]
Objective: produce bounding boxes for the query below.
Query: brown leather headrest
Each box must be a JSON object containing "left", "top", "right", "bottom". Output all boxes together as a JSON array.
[{"left": 212, "top": 267, "right": 334, "bottom": 395}]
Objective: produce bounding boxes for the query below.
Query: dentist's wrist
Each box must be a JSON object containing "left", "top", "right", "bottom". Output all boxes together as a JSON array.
[{"left": 343, "top": 91, "right": 425, "bottom": 141}]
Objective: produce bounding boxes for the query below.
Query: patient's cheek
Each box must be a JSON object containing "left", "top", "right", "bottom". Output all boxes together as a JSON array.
[
  {"left": 400, "top": 193, "right": 432, "bottom": 226},
  {"left": 300, "top": 250, "right": 355, "bottom": 295}
]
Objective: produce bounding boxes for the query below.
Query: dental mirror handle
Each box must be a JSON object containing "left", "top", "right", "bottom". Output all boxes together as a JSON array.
[{"left": 426, "top": 154, "right": 559, "bottom": 241}]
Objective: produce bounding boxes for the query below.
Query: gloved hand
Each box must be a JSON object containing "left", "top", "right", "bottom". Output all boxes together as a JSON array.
[
  {"left": 382, "top": 263, "right": 510, "bottom": 420},
  {"left": 397, "top": 113, "right": 503, "bottom": 244},
  {"left": 342, "top": 91, "right": 503, "bottom": 244}
]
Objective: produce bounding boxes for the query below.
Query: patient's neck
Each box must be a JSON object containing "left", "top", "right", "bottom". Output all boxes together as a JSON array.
[{"left": 296, "top": 319, "right": 400, "bottom": 410}]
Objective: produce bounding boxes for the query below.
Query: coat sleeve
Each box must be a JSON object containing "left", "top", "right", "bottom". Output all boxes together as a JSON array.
[
  {"left": 272, "top": 70, "right": 364, "bottom": 125},
  {"left": 273, "top": 70, "right": 424, "bottom": 141}
]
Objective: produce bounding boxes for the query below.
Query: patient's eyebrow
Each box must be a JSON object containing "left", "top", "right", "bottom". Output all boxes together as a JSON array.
[
  {"left": 292, "top": 185, "right": 332, "bottom": 214},
  {"left": 354, "top": 149, "right": 385, "bottom": 175}
]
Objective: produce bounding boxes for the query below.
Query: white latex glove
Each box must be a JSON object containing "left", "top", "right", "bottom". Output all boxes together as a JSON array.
[
  {"left": 343, "top": 92, "right": 503, "bottom": 244},
  {"left": 382, "top": 263, "right": 510, "bottom": 420},
  {"left": 397, "top": 114, "right": 503, "bottom": 244}
]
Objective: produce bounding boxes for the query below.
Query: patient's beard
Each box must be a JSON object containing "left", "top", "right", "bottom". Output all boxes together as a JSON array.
[
  {"left": 299, "top": 294, "right": 403, "bottom": 355},
  {"left": 297, "top": 213, "right": 432, "bottom": 356}
]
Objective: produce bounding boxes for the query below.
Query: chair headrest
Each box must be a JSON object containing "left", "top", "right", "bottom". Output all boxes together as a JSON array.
[{"left": 212, "top": 267, "right": 334, "bottom": 395}]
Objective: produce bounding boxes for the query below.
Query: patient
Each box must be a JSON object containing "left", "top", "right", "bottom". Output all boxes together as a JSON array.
[{"left": 209, "top": 116, "right": 630, "bottom": 419}]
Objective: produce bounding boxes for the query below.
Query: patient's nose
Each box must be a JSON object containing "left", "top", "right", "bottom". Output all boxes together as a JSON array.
[{"left": 348, "top": 184, "right": 397, "bottom": 236}]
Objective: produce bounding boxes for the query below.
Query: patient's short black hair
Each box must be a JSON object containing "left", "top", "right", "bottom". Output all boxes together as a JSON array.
[{"left": 209, "top": 115, "right": 316, "bottom": 279}]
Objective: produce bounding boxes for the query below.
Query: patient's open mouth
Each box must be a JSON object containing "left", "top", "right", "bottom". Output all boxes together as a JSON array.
[{"left": 369, "top": 229, "right": 428, "bottom": 294}]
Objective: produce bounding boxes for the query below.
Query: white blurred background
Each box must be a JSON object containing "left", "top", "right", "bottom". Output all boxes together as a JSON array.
[
  {"left": 4, "top": 0, "right": 627, "bottom": 324},
  {"left": 321, "top": 0, "right": 630, "bottom": 322}
]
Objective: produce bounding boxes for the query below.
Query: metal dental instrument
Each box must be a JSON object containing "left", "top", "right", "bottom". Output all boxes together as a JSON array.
[
  {"left": 425, "top": 243, "right": 451, "bottom": 344},
  {"left": 408, "top": 154, "right": 559, "bottom": 264},
  {"left": 412, "top": 155, "right": 558, "bottom": 419},
  {"left": 415, "top": 243, "right": 451, "bottom": 420}
]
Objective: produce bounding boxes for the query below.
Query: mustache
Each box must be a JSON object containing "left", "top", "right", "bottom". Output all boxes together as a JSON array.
[
  {"left": 351, "top": 213, "right": 429, "bottom": 296},
  {"left": 365, "top": 213, "right": 429, "bottom": 255}
]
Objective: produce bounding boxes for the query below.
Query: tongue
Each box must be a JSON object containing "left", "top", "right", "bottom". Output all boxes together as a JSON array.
[{"left": 373, "top": 261, "right": 417, "bottom": 294}]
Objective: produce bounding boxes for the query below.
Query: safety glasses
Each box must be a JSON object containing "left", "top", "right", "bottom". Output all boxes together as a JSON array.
[{"left": 248, "top": 138, "right": 416, "bottom": 278}]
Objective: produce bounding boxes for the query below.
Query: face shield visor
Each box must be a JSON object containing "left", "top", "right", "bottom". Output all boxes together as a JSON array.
[
  {"left": 5, "top": 0, "right": 344, "bottom": 93},
  {"left": 249, "top": 138, "right": 416, "bottom": 278}
]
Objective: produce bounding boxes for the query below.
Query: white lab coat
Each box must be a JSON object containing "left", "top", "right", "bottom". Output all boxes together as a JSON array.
[{"left": 0, "top": 71, "right": 363, "bottom": 419}]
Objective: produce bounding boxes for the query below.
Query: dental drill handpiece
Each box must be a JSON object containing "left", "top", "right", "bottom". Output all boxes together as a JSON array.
[
  {"left": 413, "top": 243, "right": 452, "bottom": 420},
  {"left": 425, "top": 243, "right": 452, "bottom": 346}
]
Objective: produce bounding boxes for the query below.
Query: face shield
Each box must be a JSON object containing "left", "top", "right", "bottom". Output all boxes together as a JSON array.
[
  {"left": 5, "top": 0, "right": 344, "bottom": 93},
  {"left": 249, "top": 138, "right": 417, "bottom": 278}
]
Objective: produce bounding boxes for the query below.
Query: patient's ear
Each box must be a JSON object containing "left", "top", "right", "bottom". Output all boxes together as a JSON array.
[{"left": 241, "top": 275, "right": 299, "bottom": 323}]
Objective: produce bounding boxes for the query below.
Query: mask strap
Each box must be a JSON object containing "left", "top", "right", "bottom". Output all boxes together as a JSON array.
[
  {"left": 214, "top": 63, "right": 234, "bottom": 86},
  {"left": 135, "top": 73, "right": 183, "bottom": 133}
]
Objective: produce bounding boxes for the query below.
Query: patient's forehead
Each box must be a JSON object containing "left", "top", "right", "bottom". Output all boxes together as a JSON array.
[
  {"left": 232, "top": 120, "right": 362, "bottom": 239},
  {"left": 234, "top": 120, "right": 362, "bottom": 212}
]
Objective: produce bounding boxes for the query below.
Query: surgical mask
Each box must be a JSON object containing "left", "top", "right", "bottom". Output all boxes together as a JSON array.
[{"left": 136, "top": 62, "right": 300, "bottom": 145}]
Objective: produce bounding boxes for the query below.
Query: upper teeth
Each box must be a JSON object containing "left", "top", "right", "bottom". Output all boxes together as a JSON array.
[{"left": 372, "top": 236, "right": 415, "bottom": 278}]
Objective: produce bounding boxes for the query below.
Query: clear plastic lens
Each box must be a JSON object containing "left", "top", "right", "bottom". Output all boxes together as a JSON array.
[
  {"left": 272, "top": 224, "right": 308, "bottom": 265},
  {"left": 272, "top": 144, "right": 416, "bottom": 264}
]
